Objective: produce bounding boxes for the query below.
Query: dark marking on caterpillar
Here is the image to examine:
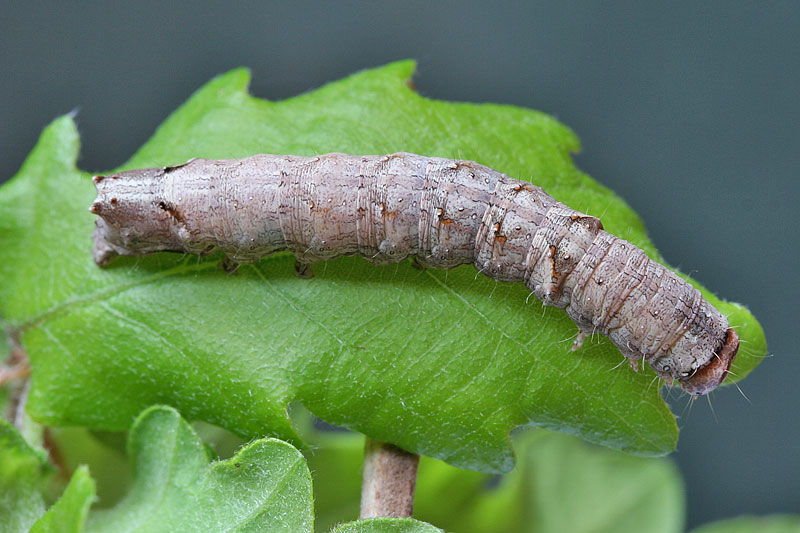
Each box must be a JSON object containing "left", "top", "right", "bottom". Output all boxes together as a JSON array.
[
  {"left": 156, "top": 200, "right": 184, "bottom": 224},
  {"left": 89, "top": 153, "right": 738, "bottom": 395}
]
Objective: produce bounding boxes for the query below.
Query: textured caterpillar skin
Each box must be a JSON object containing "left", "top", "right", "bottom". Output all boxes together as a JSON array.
[{"left": 90, "top": 153, "right": 738, "bottom": 395}]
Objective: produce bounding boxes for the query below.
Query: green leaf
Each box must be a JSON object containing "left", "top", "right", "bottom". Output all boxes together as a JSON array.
[
  {"left": 31, "top": 465, "right": 95, "bottom": 533},
  {"left": 330, "top": 518, "right": 442, "bottom": 532},
  {"left": 309, "top": 428, "right": 684, "bottom": 533},
  {"left": 85, "top": 405, "right": 314, "bottom": 532},
  {"left": 0, "top": 418, "right": 54, "bottom": 532},
  {"left": 0, "top": 61, "right": 766, "bottom": 473},
  {"left": 690, "top": 515, "right": 800, "bottom": 533}
]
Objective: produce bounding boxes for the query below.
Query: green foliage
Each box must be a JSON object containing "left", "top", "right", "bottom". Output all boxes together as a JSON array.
[
  {"left": 84, "top": 406, "right": 314, "bottom": 532},
  {"left": 0, "top": 418, "right": 54, "bottom": 532},
  {"left": 31, "top": 466, "right": 95, "bottom": 533},
  {"left": 0, "top": 62, "right": 766, "bottom": 475},
  {"left": 1, "top": 406, "right": 796, "bottom": 532},
  {"left": 308, "top": 427, "right": 684, "bottom": 533},
  {"left": 46, "top": 427, "right": 130, "bottom": 509}
]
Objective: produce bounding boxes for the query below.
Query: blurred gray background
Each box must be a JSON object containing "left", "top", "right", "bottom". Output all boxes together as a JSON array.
[{"left": 1, "top": 2, "right": 797, "bottom": 528}]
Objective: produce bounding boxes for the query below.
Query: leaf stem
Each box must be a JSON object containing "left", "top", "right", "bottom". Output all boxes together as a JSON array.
[{"left": 360, "top": 437, "right": 420, "bottom": 518}]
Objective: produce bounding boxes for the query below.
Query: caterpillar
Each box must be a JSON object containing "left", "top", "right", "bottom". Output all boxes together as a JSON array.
[{"left": 90, "top": 152, "right": 738, "bottom": 396}]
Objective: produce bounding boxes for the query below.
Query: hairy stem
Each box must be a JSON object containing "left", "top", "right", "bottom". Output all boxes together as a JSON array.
[{"left": 360, "top": 437, "right": 420, "bottom": 518}]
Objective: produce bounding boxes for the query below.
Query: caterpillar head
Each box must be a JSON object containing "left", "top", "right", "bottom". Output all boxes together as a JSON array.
[
  {"left": 679, "top": 327, "right": 739, "bottom": 396},
  {"left": 90, "top": 167, "right": 186, "bottom": 266},
  {"left": 642, "top": 296, "right": 739, "bottom": 396}
]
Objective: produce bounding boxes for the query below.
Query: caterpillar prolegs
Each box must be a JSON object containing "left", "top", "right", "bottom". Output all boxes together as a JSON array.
[{"left": 90, "top": 153, "right": 738, "bottom": 395}]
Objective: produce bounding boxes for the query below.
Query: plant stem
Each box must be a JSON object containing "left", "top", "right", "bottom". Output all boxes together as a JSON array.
[{"left": 360, "top": 437, "right": 420, "bottom": 518}]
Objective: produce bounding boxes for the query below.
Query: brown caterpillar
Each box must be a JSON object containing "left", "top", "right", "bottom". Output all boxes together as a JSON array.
[{"left": 89, "top": 153, "right": 738, "bottom": 395}]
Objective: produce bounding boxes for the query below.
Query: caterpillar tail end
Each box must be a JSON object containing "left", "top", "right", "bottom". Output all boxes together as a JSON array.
[{"left": 680, "top": 328, "right": 739, "bottom": 396}]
